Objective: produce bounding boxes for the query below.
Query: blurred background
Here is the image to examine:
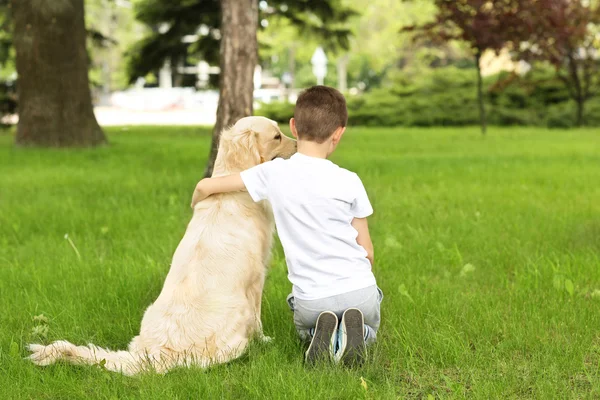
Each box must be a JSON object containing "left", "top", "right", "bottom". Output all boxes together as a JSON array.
[{"left": 1, "top": 0, "right": 598, "bottom": 134}]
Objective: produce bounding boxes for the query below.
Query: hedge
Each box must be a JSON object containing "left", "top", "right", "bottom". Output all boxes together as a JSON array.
[{"left": 256, "top": 66, "right": 599, "bottom": 128}]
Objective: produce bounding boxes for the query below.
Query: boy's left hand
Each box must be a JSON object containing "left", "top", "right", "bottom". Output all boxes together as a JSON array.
[{"left": 191, "top": 179, "right": 210, "bottom": 208}]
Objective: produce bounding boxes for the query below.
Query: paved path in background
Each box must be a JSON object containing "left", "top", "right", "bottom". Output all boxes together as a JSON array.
[
  {"left": 2, "top": 107, "right": 218, "bottom": 127},
  {"left": 94, "top": 107, "right": 217, "bottom": 126}
]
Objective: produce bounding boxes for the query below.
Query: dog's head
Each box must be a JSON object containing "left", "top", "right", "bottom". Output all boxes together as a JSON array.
[{"left": 214, "top": 116, "right": 297, "bottom": 175}]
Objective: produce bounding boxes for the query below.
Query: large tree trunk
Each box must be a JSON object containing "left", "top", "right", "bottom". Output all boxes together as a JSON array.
[
  {"left": 475, "top": 51, "right": 487, "bottom": 135},
  {"left": 12, "top": 0, "right": 106, "bottom": 147},
  {"left": 204, "top": 0, "right": 258, "bottom": 177}
]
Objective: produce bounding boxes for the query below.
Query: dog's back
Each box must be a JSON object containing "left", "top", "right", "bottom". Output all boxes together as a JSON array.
[
  {"left": 28, "top": 117, "right": 293, "bottom": 375},
  {"left": 136, "top": 192, "right": 274, "bottom": 362}
]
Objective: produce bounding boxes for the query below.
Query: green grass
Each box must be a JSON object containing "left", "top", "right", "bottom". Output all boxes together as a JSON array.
[{"left": 1, "top": 126, "right": 600, "bottom": 399}]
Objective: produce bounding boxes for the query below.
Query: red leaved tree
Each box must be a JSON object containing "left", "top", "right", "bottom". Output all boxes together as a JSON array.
[
  {"left": 405, "top": 0, "right": 525, "bottom": 134},
  {"left": 516, "top": 0, "right": 600, "bottom": 127}
]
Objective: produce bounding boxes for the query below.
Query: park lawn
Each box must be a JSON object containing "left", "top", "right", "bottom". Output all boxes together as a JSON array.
[{"left": 0, "top": 125, "right": 599, "bottom": 399}]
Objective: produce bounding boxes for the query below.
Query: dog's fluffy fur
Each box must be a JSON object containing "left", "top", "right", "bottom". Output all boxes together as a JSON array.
[{"left": 28, "top": 117, "right": 296, "bottom": 375}]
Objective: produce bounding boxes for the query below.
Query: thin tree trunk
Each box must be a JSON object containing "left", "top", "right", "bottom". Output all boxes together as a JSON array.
[
  {"left": 12, "top": 0, "right": 106, "bottom": 147},
  {"left": 475, "top": 51, "right": 487, "bottom": 135},
  {"left": 566, "top": 55, "right": 585, "bottom": 127},
  {"left": 289, "top": 45, "right": 296, "bottom": 92},
  {"left": 204, "top": 0, "right": 258, "bottom": 177},
  {"left": 576, "top": 97, "right": 585, "bottom": 127}
]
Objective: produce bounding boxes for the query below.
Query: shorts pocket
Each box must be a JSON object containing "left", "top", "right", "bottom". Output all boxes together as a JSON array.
[
  {"left": 286, "top": 294, "right": 295, "bottom": 311},
  {"left": 377, "top": 287, "right": 384, "bottom": 303}
]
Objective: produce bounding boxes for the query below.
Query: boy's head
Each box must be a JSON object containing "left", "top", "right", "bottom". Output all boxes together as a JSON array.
[{"left": 291, "top": 86, "right": 348, "bottom": 144}]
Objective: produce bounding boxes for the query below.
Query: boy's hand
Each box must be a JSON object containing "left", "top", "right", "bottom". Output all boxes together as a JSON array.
[
  {"left": 190, "top": 174, "right": 246, "bottom": 209},
  {"left": 191, "top": 179, "right": 211, "bottom": 208}
]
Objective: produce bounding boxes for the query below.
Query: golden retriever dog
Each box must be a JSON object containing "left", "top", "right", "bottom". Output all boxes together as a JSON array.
[{"left": 28, "top": 116, "right": 297, "bottom": 375}]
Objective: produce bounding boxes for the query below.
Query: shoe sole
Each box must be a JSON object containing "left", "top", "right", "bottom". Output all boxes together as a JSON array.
[
  {"left": 339, "top": 309, "right": 366, "bottom": 367},
  {"left": 305, "top": 312, "right": 337, "bottom": 364}
]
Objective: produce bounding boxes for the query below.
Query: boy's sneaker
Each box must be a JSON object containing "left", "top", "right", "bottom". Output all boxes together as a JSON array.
[
  {"left": 305, "top": 311, "right": 338, "bottom": 364},
  {"left": 336, "top": 308, "right": 367, "bottom": 366}
]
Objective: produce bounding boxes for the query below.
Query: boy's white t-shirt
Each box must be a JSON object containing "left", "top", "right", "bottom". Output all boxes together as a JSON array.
[{"left": 240, "top": 153, "right": 376, "bottom": 300}]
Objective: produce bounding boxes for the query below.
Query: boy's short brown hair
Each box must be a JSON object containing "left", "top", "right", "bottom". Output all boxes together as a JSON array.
[{"left": 294, "top": 86, "right": 348, "bottom": 143}]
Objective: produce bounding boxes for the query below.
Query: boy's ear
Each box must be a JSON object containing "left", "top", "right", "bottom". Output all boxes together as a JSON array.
[
  {"left": 331, "top": 126, "right": 346, "bottom": 145},
  {"left": 289, "top": 118, "right": 299, "bottom": 139}
]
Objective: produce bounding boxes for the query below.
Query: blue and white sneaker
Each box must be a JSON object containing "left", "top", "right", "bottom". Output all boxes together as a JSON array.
[
  {"left": 335, "top": 308, "right": 367, "bottom": 366},
  {"left": 305, "top": 311, "right": 338, "bottom": 364}
]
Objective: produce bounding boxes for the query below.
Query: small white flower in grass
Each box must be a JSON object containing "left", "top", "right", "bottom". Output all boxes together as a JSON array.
[{"left": 460, "top": 263, "right": 476, "bottom": 277}]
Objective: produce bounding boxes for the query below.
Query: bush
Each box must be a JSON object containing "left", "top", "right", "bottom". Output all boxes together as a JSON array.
[
  {"left": 256, "top": 65, "right": 599, "bottom": 128},
  {"left": 546, "top": 98, "right": 600, "bottom": 129},
  {"left": 255, "top": 101, "right": 294, "bottom": 124},
  {"left": 0, "top": 80, "right": 17, "bottom": 129}
]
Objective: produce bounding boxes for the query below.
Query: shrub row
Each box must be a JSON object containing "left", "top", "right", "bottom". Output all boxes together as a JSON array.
[{"left": 256, "top": 66, "right": 599, "bottom": 128}]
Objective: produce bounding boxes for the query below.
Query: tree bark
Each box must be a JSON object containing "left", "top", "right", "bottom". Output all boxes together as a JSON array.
[
  {"left": 204, "top": 0, "right": 258, "bottom": 177},
  {"left": 475, "top": 51, "right": 487, "bottom": 135},
  {"left": 12, "top": 0, "right": 106, "bottom": 147}
]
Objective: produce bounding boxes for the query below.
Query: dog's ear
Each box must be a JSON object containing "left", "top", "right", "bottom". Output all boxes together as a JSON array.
[{"left": 219, "top": 128, "right": 262, "bottom": 171}]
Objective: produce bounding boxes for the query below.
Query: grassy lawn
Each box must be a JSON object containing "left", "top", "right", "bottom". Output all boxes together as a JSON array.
[{"left": 1, "top": 126, "right": 599, "bottom": 399}]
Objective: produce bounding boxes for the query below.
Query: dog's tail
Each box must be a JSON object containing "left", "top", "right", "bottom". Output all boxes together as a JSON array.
[{"left": 28, "top": 340, "right": 146, "bottom": 375}]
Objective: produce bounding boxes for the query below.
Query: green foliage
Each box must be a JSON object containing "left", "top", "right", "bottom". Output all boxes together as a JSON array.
[
  {"left": 546, "top": 99, "right": 600, "bottom": 128},
  {"left": 1, "top": 127, "right": 600, "bottom": 398},
  {"left": 0, "top": 0, "right": 15, "bottom": 126},
  {"left": 85, "top": 0, "right": 146, "bottom": 91},
  {"left": 255, "top": 101, "right": 295, "bottom": 123},
  {"left": 258, "top": 65, "right": 599, "bottom": 128},
  {"left": 128, "top": 0, "right": 355, "bottom": 83}
]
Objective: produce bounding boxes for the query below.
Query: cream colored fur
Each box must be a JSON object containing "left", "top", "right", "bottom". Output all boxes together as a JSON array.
[{"left": 28, "top": 117, "right": 297, "bottom": 375}]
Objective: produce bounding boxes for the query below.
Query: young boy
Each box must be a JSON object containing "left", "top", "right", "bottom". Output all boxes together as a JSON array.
[{"left": 191, "top": 86, "right": 382, "bottom": 366}]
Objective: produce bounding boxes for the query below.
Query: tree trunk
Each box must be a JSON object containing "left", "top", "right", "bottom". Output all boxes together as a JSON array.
[
  {"left": 204, "top": 0, "right": 258, "bottom": 177},
  {"left": 475, "top": 51, "right": 487, "bottom": 135},
  {"left": 576, "top": 97, "right": 585, "bottom": 127},
  {"left": 12, "top": 0, "right": 106, "bottom": 147},
  {"left": 566, "top": 55, "right": 585, "bottom": 128}
]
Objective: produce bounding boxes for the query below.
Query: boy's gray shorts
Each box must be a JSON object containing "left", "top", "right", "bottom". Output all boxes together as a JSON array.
[{"left": 286, "top": 285, "right": 383, "bottom": 344}]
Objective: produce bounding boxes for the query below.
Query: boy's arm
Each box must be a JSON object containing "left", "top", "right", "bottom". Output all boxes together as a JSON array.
[
  {"left": 191, "top": 173, "right": 245, "bottom": 207},
  {"left": 352, "top": 217, "right": 374, "bottom": 266}
]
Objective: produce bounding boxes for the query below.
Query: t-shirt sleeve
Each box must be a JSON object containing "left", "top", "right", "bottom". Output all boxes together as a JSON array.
[
  {"left": 350, "top": 174, "right": 373, "bottom": 218},
  {"left": 240, "top": 160, "right": 279, "bottom": 202}
]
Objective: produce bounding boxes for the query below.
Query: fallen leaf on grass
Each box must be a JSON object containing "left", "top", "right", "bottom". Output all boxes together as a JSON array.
[
  {"left": 360, "top": 376, "right": 368, "bottom": 391},
  {"left": 565, "top": 279, "right": 574, "bottom": 296}
]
